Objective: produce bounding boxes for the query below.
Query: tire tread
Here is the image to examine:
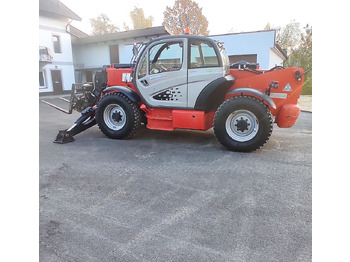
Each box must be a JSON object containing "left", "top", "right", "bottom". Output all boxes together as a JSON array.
[
  {"left": 97, "top": 92, "right": 141, "bottom": 140},
  {"left": 213, "top": 95, "right": 273, "bottom": 152}
]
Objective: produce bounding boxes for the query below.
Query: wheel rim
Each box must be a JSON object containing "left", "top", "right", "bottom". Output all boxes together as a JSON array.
[
  {"left": 103, "top": 104, "right": 126, "bottom": 130},
  {"left": 225, "top": 109, "right": 259, "bottom": 142}
]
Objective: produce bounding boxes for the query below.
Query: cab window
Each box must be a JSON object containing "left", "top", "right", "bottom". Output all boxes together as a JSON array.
[
  {"left": 190, "top": 40, "right": 219, "bottom": 68},
  {"left": 149, "top": 41, "right": 183, "bottom": 75},
  {"left": 137, "top": 55, "right": 147, "bottom": 79}
]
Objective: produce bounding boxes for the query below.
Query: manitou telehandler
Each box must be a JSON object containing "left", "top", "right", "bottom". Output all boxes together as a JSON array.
[{"left": 42, "top": 34, "right": 307, "bottom": 152}]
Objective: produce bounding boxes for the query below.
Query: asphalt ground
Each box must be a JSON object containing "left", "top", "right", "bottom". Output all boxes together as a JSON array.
[{"left": 39, "top": 98, "right": 312, "bottom": 262}]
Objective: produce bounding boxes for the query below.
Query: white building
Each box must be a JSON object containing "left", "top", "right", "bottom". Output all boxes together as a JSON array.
[
  {"left": 209, "top": 30, "right": 287, "bottom": 69},
  {"left": 39, "top": 0, "right": 83, "bottom": 94},
  {"left": 71, "top": 26, "right": 171, "bottom": 83},
  {"left": 71, "top": 29, "right": 287, "bottom": 84}
]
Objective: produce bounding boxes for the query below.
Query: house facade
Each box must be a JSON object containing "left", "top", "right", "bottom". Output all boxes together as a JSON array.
[
  {"left": 209, "top": 30, "right": 287, "bottom": 69},
  {"left": 39, "top": 0, "right": 82, "bottom": 94},
  {"left": 71, "top": 26, "right": 171, "bottom": 83},
  {"left": 71, "top": 29, "right": 286, "bottom": 84}
]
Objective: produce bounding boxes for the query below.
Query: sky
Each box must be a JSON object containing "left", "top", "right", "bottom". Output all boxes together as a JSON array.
[{"left": 60, "top": 0, "right": 313, "bottom": 35}]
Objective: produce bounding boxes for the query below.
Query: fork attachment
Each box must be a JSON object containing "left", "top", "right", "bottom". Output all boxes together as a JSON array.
[{"left": 54, "top": 107, "right": 97, "bottom": 144}]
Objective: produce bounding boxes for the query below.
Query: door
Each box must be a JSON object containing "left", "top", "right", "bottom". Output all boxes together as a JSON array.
[
  {"left": 135, "top": 39, "right": 188, "bottom": 108},
  {"left": 51, "top": 70, "right": 63, "bottom": 94},
  {"left": 187, "top": 39, "right": 223, "bottom": 108},
  {"left": 109, "top": 45, "right": 119, "bottom": 64}
]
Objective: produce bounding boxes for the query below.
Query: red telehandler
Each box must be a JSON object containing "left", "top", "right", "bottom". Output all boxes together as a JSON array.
[{"left": 42, "top": 34, "right": 308, "bottom": 152}]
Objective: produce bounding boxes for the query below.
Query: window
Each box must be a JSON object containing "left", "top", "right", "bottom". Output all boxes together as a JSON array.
[
  {"left": 229, "top": 54, "right": 257, "bottom": 64},
  {"left": 86, "top": 71, "right": 93, "bottom": 82},
  {"left": 137, "top": 55, "right": 147, "bottom": 79},
  {"left": 149, "top": 41, "right": 183, "bottom": 75},
  {"left": 110, "top": 45, "right": 119, "bottom": 64},
  {"left": 39, "top": 71, "right": 46, "bottom": 88},
  {"left": 52, "top": 35, "right": 61, "bottom": 53},
  {"left": 190, "top": 41, "right": 219, "bottom": 68}
]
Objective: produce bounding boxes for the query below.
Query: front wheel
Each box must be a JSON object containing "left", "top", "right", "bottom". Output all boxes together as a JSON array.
[
  {"left": 213, "top": 96, "right": 273, "bottom": 152},
  {"left": 96, "top": 92, "right": 141, "bottom": 139}
]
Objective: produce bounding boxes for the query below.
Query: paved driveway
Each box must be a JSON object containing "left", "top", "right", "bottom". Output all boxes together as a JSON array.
[{"left": 40, "top": 100, "right": 312, "bottom": 262}]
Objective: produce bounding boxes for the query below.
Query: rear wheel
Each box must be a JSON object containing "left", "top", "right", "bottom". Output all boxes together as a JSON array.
[
  {"left": 96, "top": 92, "right": 141, "bottom": 139},
  {"left": 214, "top": 96, "right": 273, "bottom": 152}
]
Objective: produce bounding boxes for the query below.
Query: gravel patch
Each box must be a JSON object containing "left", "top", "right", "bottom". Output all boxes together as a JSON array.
[{"left": 298, "top": 95, "right": 312, "bottom": 112}]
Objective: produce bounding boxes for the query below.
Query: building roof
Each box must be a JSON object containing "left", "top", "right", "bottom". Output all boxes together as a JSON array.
[
  {"left": 274, "top": 43, "right": 288, "bottom": 60},
  {"left": 39, "top": 0, "right": 81, "bottom": 21},
  {"left": 72, "top": 26, "right": 171, "bottom": 44},
  {"left": 68, "top": 25, "right": 89, "bottom": 38},
  {"left": 209, "top": 29, "right": 276, "bottom": 38}
]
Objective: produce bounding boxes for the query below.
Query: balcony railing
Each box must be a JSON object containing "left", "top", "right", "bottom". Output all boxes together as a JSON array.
[{"left": 39, "top": 46, "right": 53, "bottom": 62}]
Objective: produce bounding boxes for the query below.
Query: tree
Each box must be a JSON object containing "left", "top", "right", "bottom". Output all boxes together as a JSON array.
[
  {"left": 270, "top": 21, "right": 312, "bottom": 94},
  {"left": 275, "top": 20, "right": 301, "bottom": 53},
  {"left": 129, "top": 6, "right": 153, "bottom": 30},
  {"left": 90, "top": 13, "right": 119, "bottom": 35},
  {"left": 163, "top": 0, "right": 209, "bottom": 36},
  {"left": 285, "top": 25, "right": 312, "bottom": 95}
]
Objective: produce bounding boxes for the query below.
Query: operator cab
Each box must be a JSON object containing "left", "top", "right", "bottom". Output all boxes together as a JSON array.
[{"left": 133, "top": 35, "right": 230, "bottom": 109}]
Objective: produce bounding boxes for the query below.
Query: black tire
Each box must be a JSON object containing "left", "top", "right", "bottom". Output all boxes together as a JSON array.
[
  {"left": 213, "top": 96, "right": 273, "bottom": 152},
  {"left": 96, "top": 92, "right": 141, "bottom": 139}
]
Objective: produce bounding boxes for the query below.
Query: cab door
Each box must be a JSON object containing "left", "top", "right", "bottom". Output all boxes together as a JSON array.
[
  {"left": 187, "top": 39, "right": 224, "bottom": 108},
  {"left": 135, "top": 39, "right": 188, "bottom": 108}
]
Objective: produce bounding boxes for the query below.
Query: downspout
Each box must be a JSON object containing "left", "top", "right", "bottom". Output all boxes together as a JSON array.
[{"left": 66, "top": 19, "right": 73, "bottom": 35}]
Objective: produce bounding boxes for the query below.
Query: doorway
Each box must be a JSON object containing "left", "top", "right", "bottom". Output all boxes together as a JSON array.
[{"left": 51, "top": 70, "right": 63, "bottom": 94}]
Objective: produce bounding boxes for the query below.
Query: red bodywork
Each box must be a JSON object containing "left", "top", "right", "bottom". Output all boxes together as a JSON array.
[
  {"left": 105, "top": 66, "right": 304, "bottom": 131},
  {"left": 227, "top": 67, "right": 304, "bottom": 128}
]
